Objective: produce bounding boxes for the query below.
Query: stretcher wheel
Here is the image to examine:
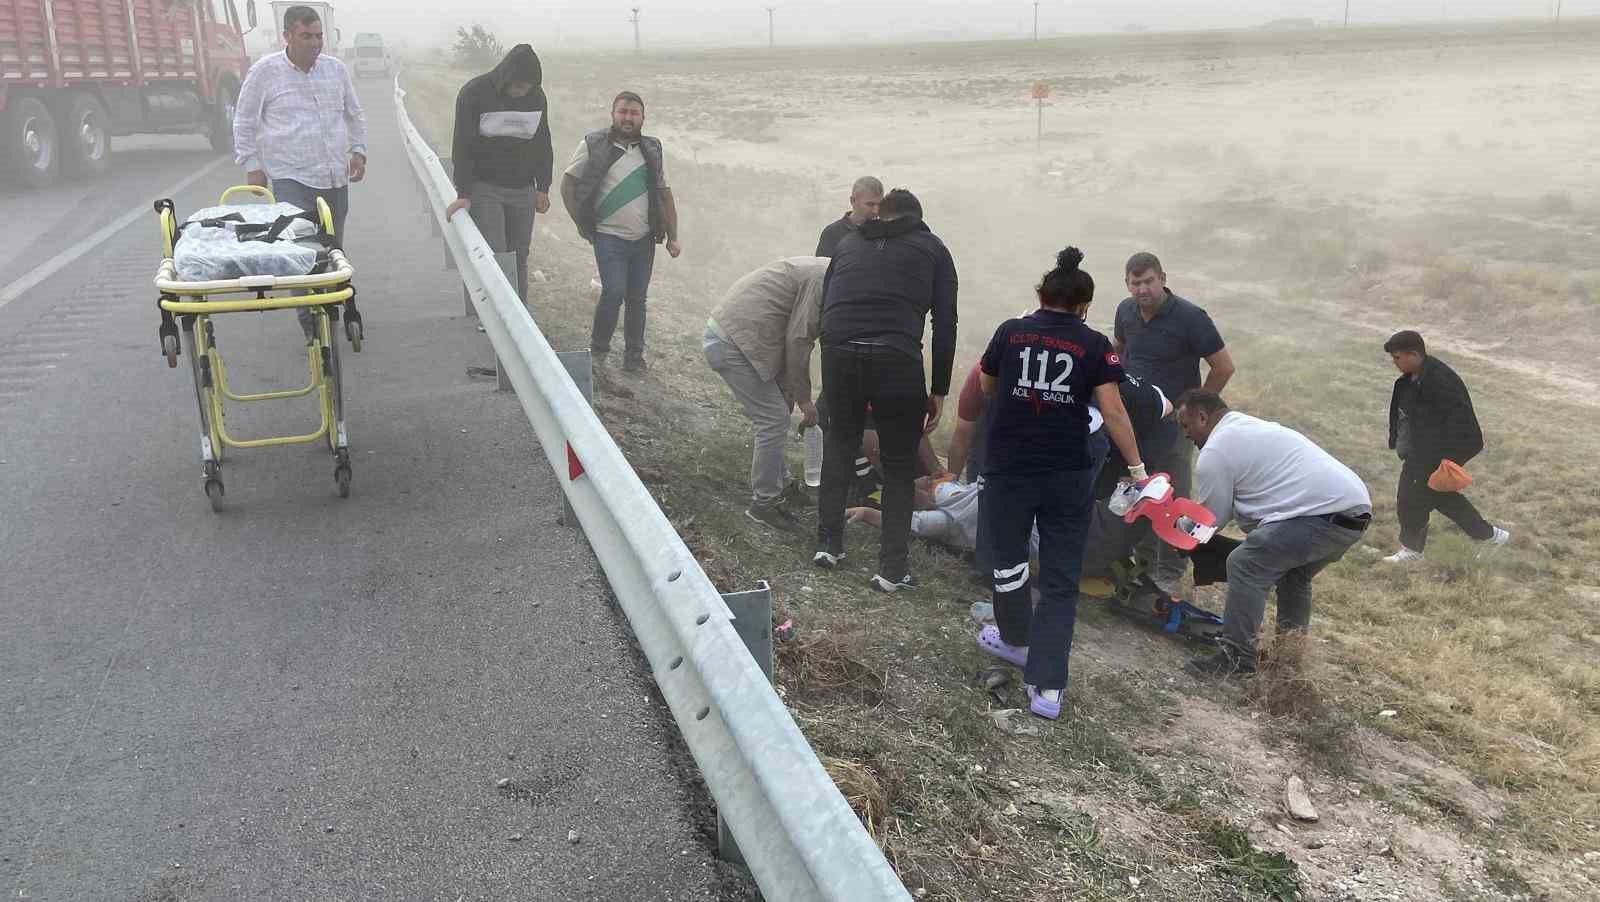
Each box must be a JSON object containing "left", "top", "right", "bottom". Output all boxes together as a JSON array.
[
  {"left": 162, "top": 333, "right": 179, "bottom": 367},
  {"left": 204, "top": 476, "right": 224, "bottom": 512},
  {"left": 334, "top": 464, "right": 352, "bottom": 498},
  {"left": 345, "top": 320, "right": 362, "bottom": 352}
]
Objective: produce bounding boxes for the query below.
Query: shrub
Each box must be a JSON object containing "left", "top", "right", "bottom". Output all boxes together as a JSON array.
[{"left": 452, "top": 24, "right": 503, "bottom": 70}]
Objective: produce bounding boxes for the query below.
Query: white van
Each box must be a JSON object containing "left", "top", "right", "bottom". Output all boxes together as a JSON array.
[{"left": 351, "top": 33, "right": 391, "bottom": 78}]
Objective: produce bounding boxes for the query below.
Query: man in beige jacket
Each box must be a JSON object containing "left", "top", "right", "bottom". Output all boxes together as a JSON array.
[{"left": 703, "top": 257, "right": 828, "bottom": 531}]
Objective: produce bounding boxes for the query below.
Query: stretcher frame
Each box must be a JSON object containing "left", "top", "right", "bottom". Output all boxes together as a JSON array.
[{"left": 153, "top": 185, "right": 364, "bottom": 511}]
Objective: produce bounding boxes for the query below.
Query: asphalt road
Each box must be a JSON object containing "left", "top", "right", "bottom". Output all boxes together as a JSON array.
[{"left": 0, "top": 81, "right": 747, "bottom": 901}]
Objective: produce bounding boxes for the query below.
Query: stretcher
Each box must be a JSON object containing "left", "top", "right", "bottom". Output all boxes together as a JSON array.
[
  {"left": 1084, "top": 474, "right": 1227, "bottom": 637},
  {"left": 152, "top": 186, "right": 363, "bottom": 511}
]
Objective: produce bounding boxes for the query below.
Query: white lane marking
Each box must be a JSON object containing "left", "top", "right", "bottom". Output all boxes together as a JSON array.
[{"left": 0, "top": 155, "right": 229, "bottom": 310}]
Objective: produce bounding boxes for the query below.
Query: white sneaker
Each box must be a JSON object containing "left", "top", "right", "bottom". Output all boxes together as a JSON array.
[
  {"left": 1382, "top": 547, "right": 1424, "bottom": 563},
  {"left": 1476, "top": 527, "right": 1512, "bottom": 559}
]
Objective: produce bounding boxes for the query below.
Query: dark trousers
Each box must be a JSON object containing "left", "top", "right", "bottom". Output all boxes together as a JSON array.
[
  {"left": 1396, "top": 463, "right": 1493, "bottom": 551},
  {"left": 272, "top": 179, "right": 349, "bottom": 338},
  {"left": 271, "top": 179, "right": 349, "bottom": 245},
  {"left": 591, "top": 233, "right": 657, "bottom": 360},
  {"left": 467, "top": 181, "right": 535, "bottom": 303},
  {"left": 974, "top": 428, "right": 1107, "bottom": 580},
  {"left": 980, "top": 468, "right": 1094, "bottom": 693},
  {"left": 817, "top": 345, "right": 927, "bottom": 577}
]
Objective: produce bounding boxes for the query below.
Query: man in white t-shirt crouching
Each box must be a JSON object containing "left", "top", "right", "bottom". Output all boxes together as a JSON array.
[{"left": 1176, "top": 390, "right": 1372, "bottom": 677}]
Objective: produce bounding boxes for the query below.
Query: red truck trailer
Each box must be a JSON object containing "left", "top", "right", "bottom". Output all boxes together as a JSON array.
[{"left": 0, "top": 0, "right": 260, "bottom": 188}]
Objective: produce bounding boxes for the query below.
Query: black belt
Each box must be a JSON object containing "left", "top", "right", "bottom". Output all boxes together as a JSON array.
[
  {"left": 829, "top": 341, "right": 906, "bottom": 356},
  {"left": 1324, "top": 511, "right": 1371, "bottom": 532}
]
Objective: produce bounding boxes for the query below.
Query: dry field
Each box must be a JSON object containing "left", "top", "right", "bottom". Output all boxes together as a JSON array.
[{"left": 406, "top": 19, "right": 1600, "bottom": 901}]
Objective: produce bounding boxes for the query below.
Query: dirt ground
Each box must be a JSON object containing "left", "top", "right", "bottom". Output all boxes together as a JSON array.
[{"left": 406, "top": 19, "right": 1600, "bottom": 901}]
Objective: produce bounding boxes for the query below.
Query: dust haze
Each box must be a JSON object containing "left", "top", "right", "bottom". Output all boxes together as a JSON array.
[
  {"left": 405, "top": 11, "right": 1596, "bottom": 396},
  {"left": 333, "top": 1, "right": 1597, "bottom": 48},
  {"left": 361, "top": 0, "right": 1600, "bottom": 392}
]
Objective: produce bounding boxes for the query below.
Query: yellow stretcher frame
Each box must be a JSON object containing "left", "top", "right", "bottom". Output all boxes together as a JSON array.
[{"left": 154, "top": 186, "right": 363, "bottom": 511}]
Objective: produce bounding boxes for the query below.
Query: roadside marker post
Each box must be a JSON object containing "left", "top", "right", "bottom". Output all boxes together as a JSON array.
[{"left": 1032, "top": 81, "right": 1051, "bottom": 145}]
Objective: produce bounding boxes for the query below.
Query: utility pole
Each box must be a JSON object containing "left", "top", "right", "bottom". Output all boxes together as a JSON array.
[
  {"left": 1555, "top": 0, "right": 1563, "bottom": 23},
  {"left": 1033, "top": 2, "right": 1040, "bottom": 42},
  {"left": 766, "top": 6, "right": 775, "bottom": 49},
  {"left": 1343, "top": 1, "right": 1350, "bottom": 28},
  {"left": 629, "top": 6, "right": 641, "bottom": 53}
]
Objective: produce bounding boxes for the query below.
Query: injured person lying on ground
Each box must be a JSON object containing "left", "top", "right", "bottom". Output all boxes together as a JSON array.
[{"left": 846, "top": 473, "right": 1038, "bottom": 558}]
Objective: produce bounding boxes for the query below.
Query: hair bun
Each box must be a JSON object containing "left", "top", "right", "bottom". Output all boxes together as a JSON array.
[{"left": 1057, "top": 246, "right": 1084, "bottom": 271}]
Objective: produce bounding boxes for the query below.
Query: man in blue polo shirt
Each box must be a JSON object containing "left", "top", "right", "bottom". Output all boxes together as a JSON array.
[{"left": 1114, "top": 252, "right": 1235, "bottom": 597}]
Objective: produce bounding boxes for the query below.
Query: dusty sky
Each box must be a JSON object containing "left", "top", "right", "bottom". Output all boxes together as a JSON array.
[{"left": 288, "top": 1, "right": 1593, "bottom": 48}]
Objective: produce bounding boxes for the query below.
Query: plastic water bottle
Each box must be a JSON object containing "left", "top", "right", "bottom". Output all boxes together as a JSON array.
[
  {"left": 803, "top": 425, "right": 824, "bottom": 487},
  {"left": 1108, "top": 481, "right": 1137, "bottom": 516}
]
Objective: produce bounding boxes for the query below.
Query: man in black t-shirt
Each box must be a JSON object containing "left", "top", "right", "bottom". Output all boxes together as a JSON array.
[
  {"left": 814, "top": 176, "right": 883, "bottom": 257},
  {"left": 1113, "top": 252, "right": 1235, "bottom": 597}
]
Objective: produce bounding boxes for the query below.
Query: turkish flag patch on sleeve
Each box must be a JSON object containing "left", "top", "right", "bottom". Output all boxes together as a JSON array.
[{"left": 1106, "top": 352, "right": 1122, "bottom": 366}]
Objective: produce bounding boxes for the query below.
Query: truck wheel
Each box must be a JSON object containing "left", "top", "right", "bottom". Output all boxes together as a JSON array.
[
  {"left": 209, "top": 81, "right": 239, "bottom": 154},
  {"left": 2, "top": 97, "right": 61, "bottom": 189},
  {"left": 62, "top": 94, "right": 112, "bottom": 176}
]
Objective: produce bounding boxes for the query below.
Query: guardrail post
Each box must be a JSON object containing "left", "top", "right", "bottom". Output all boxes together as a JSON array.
[
  {"left": 717, "top": 581, "right": 774, "bottom": 869},
  {"left": 491, "top": 251, "right": 518, "bottom": 390},
  {"left": 555, "top": 350, "right": 594, "bottom": 530}
]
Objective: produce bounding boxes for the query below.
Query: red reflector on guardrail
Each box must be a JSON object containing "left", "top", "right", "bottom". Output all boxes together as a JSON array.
[{"left": 567, "top": 442, "right": 585, "bottom": 481}]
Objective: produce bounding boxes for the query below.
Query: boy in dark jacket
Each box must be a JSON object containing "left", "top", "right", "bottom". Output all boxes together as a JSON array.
[
  {"left": 445, "top": 45, "right": 553, "bottom": 303},
  {"left": 1382, "top": 331, "right": 1509, "bottom": 562}
]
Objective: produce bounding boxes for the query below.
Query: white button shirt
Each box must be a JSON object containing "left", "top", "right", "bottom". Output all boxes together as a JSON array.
[{"left": 233, "top": 50, "right": 368, "bottom": 190}]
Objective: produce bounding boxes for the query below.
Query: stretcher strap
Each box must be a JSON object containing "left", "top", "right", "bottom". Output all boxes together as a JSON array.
[
  {"left": 237, "top": 211, "right": 331, "bottom": 246},
  {"left": 177, "top": 211, "right": 334, "bottom": 248}
]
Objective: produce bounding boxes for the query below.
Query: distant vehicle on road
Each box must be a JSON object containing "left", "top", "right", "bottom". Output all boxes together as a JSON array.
[
  {"left": 0, "top": 0, "right": 260, "bottom": 189},
  {"left": 351, "top": 33, "right": 392, "bottom": 79}
]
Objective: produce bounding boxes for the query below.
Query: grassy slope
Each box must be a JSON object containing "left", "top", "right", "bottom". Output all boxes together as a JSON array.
[{"left": 403, "top": 28, "right": 1599, "bottom": 899}]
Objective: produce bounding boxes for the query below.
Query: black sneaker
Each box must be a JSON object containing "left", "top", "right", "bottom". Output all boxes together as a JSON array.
[
  {"left": 746, "top": 503, "right": 802, "bottom": 533},
  {"left": 1184, "top": 644, "right": 1257, "bottom": 678},
  {"left": 812, "top": 547, "right": 845, "bottom": 569},
  {"left": 870, "top": 573, "right": 919, "bottom": 594},
  {"left": 622, "top": 355, "right": 648, "bottom": 373}
]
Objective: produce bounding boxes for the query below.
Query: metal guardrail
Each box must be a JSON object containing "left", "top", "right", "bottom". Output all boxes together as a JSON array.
[{"left": 392, "top": 78, "right": 912, "bottom": 902}]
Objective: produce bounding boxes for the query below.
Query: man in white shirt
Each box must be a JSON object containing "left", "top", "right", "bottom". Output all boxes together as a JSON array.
[
  {"left": 233, "top": 5, "right": 367, "bottom": 247},
  {"left": 1176, "top": 390, "right": 1371, "bottom": 676},
  {"left": 233, "top": 6, "right": 366, "bottom": 339}
]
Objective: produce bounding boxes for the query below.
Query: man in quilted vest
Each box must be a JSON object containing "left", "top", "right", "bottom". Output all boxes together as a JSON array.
[{"left": 560, "top": 91, "right": 681, "bottom": 373}]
